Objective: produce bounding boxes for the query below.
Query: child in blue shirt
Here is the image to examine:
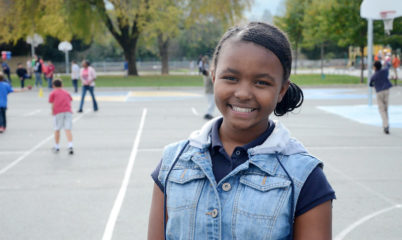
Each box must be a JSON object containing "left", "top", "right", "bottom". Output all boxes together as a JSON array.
[
  {"left": 148, "top": 22, "right": 335, "bottom": 240},
  {"left": 0, "top": 73, "right": 27, "bottom": 133}
]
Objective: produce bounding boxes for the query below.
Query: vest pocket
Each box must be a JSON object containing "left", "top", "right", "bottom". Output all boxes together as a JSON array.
[
  {"left": 233, "top": 175, "right": 291, "bottom": 239},
  {"left": 167, "top": 168, "right": 206, "bottom": 211}
]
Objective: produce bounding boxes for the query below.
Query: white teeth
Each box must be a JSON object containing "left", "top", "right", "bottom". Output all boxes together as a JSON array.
[{"left": 232, "top": 106, "right": 253, "bottom": 113}]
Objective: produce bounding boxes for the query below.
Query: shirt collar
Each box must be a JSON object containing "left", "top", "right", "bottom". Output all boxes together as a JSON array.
[{"left": 210, "top": 118, "right": 276, "bottom": 155}]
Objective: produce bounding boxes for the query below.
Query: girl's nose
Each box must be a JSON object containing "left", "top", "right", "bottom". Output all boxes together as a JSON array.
[{"left": 234, "top": 82, "right": 252, "bottom": 100}]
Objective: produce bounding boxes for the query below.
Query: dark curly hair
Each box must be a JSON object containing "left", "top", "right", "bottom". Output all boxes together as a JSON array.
[{"left": 211, "top": 22, "right": 303, "bottom": 116}]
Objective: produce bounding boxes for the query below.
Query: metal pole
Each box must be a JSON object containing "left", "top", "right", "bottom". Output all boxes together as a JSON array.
[
  {"left": 65, "top": 51, "right": 69, "bottom": 74},
  {"left": 31, "top": 44, "right": 35, "bottom": 58},
  {"left": 367, "top": 18, "right": 373, "bottom": 106}
]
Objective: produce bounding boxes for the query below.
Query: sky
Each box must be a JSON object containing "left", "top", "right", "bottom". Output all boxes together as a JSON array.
[{"left": 245, "top": 0, "right": 285, "bottom": 20}]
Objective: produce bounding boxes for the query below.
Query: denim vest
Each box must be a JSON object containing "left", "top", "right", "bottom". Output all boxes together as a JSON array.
[{"left": 158, "top": 119, "right": 321, "bottom": 240}]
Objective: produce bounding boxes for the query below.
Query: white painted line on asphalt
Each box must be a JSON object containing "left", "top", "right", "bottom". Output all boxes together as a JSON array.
[
  {"left": 191, "top": 107, "right": 199, "bottom": 116},
  {"left": 0, "top": 151, "right": 27, "bottom": 155},
  {"left": 23, "top": 109, "right": 42, "bottom": 117},
  {"left": 0, "top": 112, "right": 87, "bottom": 176},
  {"left": 0, "top": 135, "right": 53, "bottom": 176},
  {"left": 125, "top": 91, "right": 131, "bottom": 102},
  {"left": 102, "top": 108, "right": 147, "bottom": 240},
  {"left": 325, "top": 163, "right": 397, "bottom": 205},
  {"left": 334, "top": 204, "right": 402, "bottom": 240}
]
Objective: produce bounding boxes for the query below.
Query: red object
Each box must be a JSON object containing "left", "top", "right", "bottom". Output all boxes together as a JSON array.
[
  {"left": 27, "top": 85, "right": 32, "bottom": 90},
  {"left": 48, "top": 89, "right": 72, "bottom": 115}
]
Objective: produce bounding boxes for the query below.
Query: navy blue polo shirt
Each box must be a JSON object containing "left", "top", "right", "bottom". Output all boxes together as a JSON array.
[{"left": 151, "top": 119, "right": 335, "bottom": 217}]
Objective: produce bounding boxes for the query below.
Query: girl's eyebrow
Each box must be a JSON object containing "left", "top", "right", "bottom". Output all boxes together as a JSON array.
[
  {"left": 220, "top": 68, "right": 240, "bottom": 75},
  {"left": 254, "top": 73, "right": 276, "bottom": 82},
  {"left": 220, "top": 68, "right": 276, "bottom": 82}
]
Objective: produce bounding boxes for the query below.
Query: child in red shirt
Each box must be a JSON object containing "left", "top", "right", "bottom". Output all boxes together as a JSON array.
[{"left": 48, "top": 79, "right": 74, "bottom": 154}]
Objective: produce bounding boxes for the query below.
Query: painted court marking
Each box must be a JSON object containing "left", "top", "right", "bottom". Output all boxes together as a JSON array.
[
  {"left": 72, "top": 91, "right": 202, "bottom": 102},
  {"left": 191, "top": 107, "right": 199, "bottom": 116},
  {"left": 326, "top": 163, "right": 402, "bottom": 239},
  {"left": 23, "top": 109, "right": 42, "bottom": 117},
  {"left": 102, "top": 108, "right": 147, "bottom": 240},
  {"left": 334, "top": 204, "right": 402, "bottom": 240},
  {"left": 0, "top": 112, "right": 87, "bottom": 176},
  {"left": 317, "top": 105, "right": 402, "bottom": 128}
]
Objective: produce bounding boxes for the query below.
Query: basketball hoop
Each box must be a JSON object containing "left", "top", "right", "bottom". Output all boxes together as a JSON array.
[{"left": 380, "top": 10, "right": 396, "bottom": 35}]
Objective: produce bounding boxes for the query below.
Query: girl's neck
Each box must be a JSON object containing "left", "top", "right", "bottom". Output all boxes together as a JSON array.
[{"left": 219, "top": 120, "right": 269, "bottom": 155}]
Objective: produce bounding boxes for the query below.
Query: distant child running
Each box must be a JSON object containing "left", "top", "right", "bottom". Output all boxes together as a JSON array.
[
  {"left": 0, "top": 73, "right": 26, "bottom": 133},
  {"left": 48, "top": 79, "right": 74, "bottom": 154},
  {"left": 370, "top": 61, "right": 393, "bottom": 134},
  {"left": 148, "top": 22, "right": 335, "bottom": 240}
]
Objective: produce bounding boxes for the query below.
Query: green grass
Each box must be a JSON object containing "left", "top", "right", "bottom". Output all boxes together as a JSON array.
[
  {"left": 14, "top": 73, "right": 398, "bottom": 88},
  {"left": 63, "top": 75, "right": 204, "bottom": 87}
]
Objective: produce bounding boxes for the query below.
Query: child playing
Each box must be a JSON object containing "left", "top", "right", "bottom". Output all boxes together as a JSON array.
[
  {"left": 48, "top": 79, "right": 74, "bottom": 154},
  {"left": 0, "top": 72, "right": 13, "bottom": 133},
  {"left": 16, "top": 63, "right": 28, "bottom": 89},
  {"left": 369, "top": 61, "right": 392, "bottom": 134},
  {"left": 148, "top": 22, "right": 335, "bottom": 240},
  {"left": 0, "top": 73, "right": 26, "bottom": 133}
]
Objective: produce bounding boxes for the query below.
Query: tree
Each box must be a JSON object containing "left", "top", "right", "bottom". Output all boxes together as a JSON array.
[
  {"left": 0, "top": 0, "right": 99, "bottom": 44},
  {"left": 1, "top": 0, "right": 251, "bottom": 76},
  {"left": 142, "top": 0, "right": 185, "bottom": 74},
  {"left": 144, "top": 0, "right": 251, "bottom": 75},
  {"left": 302, "top": 0, "right": 334, "bottom": 76},
  {"left": 274, "top": 0, "right": 307, "bottom": 74},
  {"left": 0, "top": 0, "right": 149, "bottom": 75},
  {"left": 329, "top": 0, "right": 368, "bottom": 83},
  {"left": 84, "top": 0, "right": 152, "bottom": 75}
]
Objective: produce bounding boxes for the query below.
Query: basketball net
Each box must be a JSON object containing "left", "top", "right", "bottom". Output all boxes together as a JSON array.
[{"left": 380, "top": 11, "right": 396, "bottom": 35}]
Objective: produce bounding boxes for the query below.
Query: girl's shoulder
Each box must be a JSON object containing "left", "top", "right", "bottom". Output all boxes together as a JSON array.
[
  {"left": 280, "top": 153, "right": 323, "bottom": 187},
  {"left": 157, "top": 140, "right": 194, "bottom": 187},
  {"left": 161, "top": 140, "right": 192, "bottom": 166}
]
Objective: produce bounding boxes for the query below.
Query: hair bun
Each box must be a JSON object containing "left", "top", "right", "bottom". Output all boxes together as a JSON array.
[{"left": 274, "top": 82, "right": 304, "bottom": 116}]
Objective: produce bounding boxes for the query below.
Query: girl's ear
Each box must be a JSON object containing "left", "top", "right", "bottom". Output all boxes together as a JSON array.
[{"left": 278, "top": 80, "right": 290, "bottom": 103}]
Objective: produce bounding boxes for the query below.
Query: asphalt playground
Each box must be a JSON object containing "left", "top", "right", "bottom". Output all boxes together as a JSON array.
[{"left": 0, "top": 84, "right": 402, "bottom": 240}]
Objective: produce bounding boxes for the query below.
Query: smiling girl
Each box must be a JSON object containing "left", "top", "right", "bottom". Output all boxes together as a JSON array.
[{"left": 148, "top": 22, "right": 335, "bottom": 240}]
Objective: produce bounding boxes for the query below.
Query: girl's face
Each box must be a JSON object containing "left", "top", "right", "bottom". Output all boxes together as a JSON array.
[
  {"left": 212, "top": 40, "right": 289, "bottom": 134},
  {"left": 82, "top": 61, "right": 88, "bottom": 68}
]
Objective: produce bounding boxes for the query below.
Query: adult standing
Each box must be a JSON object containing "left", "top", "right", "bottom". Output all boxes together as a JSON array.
[
  {"left": 78, "top": 60, "right": 98, "bottom": 113},
  {"left": 391, "top": 54, "right": 400, "bottom": 85},
  {"left": 33, "top": 56, "right": 43, "bottom": 88},
  {"left": 71, "top": 60, "right": 80, "bottom": 93},
  {"left": 201, "top": 56, "right": 215, "bottom": 120},
  {"left": 45, "top": 60, "right": 55, "bottom": 89},
  {"left": 369, "top": 61, "right": 392, "bottom": 134}
]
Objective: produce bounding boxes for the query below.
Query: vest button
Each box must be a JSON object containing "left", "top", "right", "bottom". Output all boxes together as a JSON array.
[
  {"left": 211, "top": 209, "right": 218, "bottom": 218},
  {"left": 222, "top": 183, "right": 231, "bottom": 191}
]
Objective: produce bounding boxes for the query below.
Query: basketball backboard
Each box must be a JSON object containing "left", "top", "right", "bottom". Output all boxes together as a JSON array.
[{"left": 360, "top": 0, "right": 402, "bottom": 20}]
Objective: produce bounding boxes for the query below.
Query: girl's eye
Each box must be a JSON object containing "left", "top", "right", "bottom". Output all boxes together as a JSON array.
[
  {"left": 223, "top": 76, "right": 237, "bottom": 81},
  {"left": 256, "top": 80, "right": 270, "bottom": 86}
]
